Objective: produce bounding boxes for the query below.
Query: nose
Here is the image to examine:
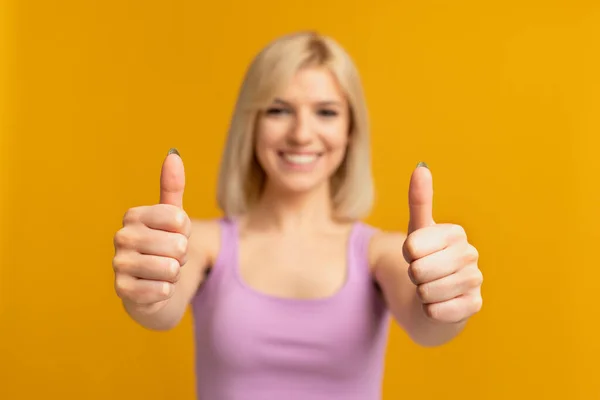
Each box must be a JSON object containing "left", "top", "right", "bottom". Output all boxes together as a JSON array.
[{"left": 287, "top": 110, "right": 313, "bottom": 146}]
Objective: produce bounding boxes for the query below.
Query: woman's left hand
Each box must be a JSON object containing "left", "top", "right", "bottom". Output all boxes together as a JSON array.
[{"left": 402, "top": 163, "right": 483, "bottom": 324}]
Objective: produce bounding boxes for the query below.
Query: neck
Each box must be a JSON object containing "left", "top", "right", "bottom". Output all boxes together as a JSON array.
[{"left": 245, "top": 181, "right": 336, "bottom": 234}]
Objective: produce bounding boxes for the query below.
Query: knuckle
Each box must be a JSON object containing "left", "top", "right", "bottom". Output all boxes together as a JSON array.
[
  {"left": 112, "top": 254, "right": 130, "bottom": 273},
  {"left": 451, "top": 224, "right": 467, "bottom": 239},
  {"left": 114, "top": 276, "right": 133, "bottom": 299},
  {"left": 172, "top": 266, "right": 181, "bottom": 283},
  {"left": 180, "top": 253, "right": 189, "bottom": 267},
  {"left": 175, "top": 235, "right": 188, "bottom": 260},
  {"left": 409, "top": 261, "right": 425, "bottom": 284},
  {"left": 184, "top": 216, "right": 193, "bottom": 238},
  {"left": 407, "top": 265, "right": 416, "bottom": 284},
  {"left": 467, "top": 244, "right": 479, "bottom": 262},
  {"left": 416, "top": 284, "right": 429, "bottom": 302},
  {"left": 114, "top": 228, "right": 135, "bottom": 249},
  {"left": 471, "top": 295, "right": 483, "bottom": 313},
  {"left": 166, "top": 258, "right": 180, "bottom": 282},
  {"left": 174, "top": 209, "right": 189, "bottom": 232},
  {"left": 122, "top": 208, "right": 141, "bottom": 226},
  {"left": 158, "top": 205, "right": 188, "bottom": 233},
  {"left": 475, "top": 269, "right": 484, "bottom": 286},
  {"left": 466, "top": 267, "right": 483, "bottom": 289},
  {"left": 459, "top": 243, "right": 478, "bottom": 266},
  {"left": 163, "top": 282, "right": 174, "bottom": 298},
  {"left": 403, "top": 236, "right": 418, "bottom": 261},
  {"left": 423, "top": 303, "right": 438, "bottom": 320}
]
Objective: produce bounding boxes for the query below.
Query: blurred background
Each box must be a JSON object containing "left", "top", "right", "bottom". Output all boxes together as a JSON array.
[{"left": 1, "top": 0, "right": 599, "bottom": 399}]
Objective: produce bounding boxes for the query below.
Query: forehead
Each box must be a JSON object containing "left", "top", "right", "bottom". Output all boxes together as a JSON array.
[{"left": 277, "top": 67, "right": 345, "bottom": 103}]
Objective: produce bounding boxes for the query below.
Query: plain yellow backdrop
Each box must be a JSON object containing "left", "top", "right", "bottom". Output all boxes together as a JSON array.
[{"left": 1, "top": 1, "right": 599, "bottom": 399}]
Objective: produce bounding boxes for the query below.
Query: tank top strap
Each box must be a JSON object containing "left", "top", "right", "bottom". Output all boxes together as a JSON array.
[
  {"left": 348, "top": 221, "right": 379, "bottom": 278},
  {"left": 194, "top": 217, "right": 238, "bottom": 302},
  {"left": 211, "top": 217, "right": 238, "bottom": 275}
]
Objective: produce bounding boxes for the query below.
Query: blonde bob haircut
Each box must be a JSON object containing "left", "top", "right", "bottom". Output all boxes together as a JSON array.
[{"left": 216, "top": 31, "right": 374, "bottom": 221}]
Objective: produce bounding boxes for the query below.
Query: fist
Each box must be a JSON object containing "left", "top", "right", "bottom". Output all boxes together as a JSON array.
[
  {"left": 112, "top": 149, "right": 191, "bottom": 307},
  {"left": 403, "top": 163, "right": 483, "bottom": 324}
]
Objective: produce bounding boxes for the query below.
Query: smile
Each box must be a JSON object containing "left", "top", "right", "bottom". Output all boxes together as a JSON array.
[{"left": 278, "top": 151, "right": 323, "bottom": 167}]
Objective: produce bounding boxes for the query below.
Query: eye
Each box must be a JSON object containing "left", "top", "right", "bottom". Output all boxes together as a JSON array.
[
  {"left": 265, "top": 107, "right": 290, "bottom": 116},
  {"left": 318, "top": 109, "right": 338, "bottom": 117}
]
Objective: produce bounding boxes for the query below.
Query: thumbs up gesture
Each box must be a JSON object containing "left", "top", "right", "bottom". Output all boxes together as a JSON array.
[
  {"left": 402, "top": 163, "right": 483, "bottom": 324},
  {"left": 112, "top": 149, "right": 191, "bottom": 309}
]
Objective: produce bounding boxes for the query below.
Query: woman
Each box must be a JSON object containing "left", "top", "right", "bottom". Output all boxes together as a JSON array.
[{"left": 112, "top": 31, "right": 483, "bottom": 399}]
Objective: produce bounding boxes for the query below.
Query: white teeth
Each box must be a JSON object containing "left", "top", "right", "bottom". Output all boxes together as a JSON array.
[{"left": 282, "top": 153, "right": 318, "bottom": 165}]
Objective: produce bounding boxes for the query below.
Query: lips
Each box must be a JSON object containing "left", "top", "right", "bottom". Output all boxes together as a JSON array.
[{"left": 278, "top": 151, "right": 323, "bottom": 167}]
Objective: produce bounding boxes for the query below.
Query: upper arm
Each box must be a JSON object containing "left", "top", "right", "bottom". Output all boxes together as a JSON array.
[
  {"left": 177, "top": 218, "right": 221, "bottom": 306},
  {"left": 370, "top": 231, "right": 416, "bottom": 331}
]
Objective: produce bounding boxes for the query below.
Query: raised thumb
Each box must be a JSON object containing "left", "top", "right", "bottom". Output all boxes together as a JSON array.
[
  {"left": 159, "top": 148, "right": 185, "bottom": 208},
  {"left": 408, "top": 161, "right": 434, "bottom": 234}
]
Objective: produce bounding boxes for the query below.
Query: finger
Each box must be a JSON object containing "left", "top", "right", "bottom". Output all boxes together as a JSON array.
[
  {"left": 422, "top": 292, "right": 483, "bottom": 324},
  {"left": 122, "top": 205, "right": 191, "bottom": 236},
  {"left": 407, "top": 239, "right": 477, "bottom": 284},
  {"left": 408, "top": 162, "right": 434, "bottom": 234},
  {"left": 113, "top": 253, "right": 181, "bottom": 283},
  {"left": 403, "top": 223, "right": 466, "bottom": 263},
  {"left": 116, "top": 225, "right": 188, "bottom": 265},
  {"left": 416, "top": 265, "right": 483, "bottom": 303},
  {"left": 140, "top": 204, "right": 191, "bottom": 237},
  {"left": 114, "top": 273, "right": 174, "bottom": 305},
  {"left": 138, "top": 229, "right": 188, "bottom": 266},
  {"left": 160, "top": 148, "right": 185, "bottom": 208}
]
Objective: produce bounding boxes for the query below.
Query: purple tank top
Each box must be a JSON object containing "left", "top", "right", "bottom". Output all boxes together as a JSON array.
[{"left": 190, "top": 218, "right": 391, "bottom": 400}]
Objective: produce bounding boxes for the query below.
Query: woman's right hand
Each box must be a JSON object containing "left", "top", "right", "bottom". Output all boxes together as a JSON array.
[{"left": 112, "top": 149, "right": 190, "bottom": 310}]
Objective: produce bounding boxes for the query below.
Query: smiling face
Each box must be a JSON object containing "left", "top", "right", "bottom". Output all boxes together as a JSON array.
[{"left": 254, "top": 66, "right": 351, "bottom": 196}]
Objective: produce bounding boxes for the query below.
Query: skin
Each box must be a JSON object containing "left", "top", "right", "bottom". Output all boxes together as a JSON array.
[{"left": 112, "top": 66, "right": 483, "bottom": 347}]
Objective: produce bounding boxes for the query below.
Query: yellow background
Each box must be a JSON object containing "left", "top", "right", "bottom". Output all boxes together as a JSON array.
[{"left": 1, "top": 0, "right": 599, "bottom": 399}]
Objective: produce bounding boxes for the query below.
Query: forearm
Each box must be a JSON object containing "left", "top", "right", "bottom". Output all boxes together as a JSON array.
[{"left": 404, "top": 292, "right": 467, "bottom": 347}]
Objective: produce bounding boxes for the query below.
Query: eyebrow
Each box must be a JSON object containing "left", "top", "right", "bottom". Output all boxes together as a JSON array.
[{"left": 273, "top": 98, "right": 343, "bottom": 107}]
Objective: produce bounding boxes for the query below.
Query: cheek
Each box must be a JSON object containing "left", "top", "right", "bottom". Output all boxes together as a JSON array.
[
  {"left": 254, "top": 134, "right": 270, "bottom": 170},
  {"left": 324, "top": 115, "right": 350, "bottom": 144},
  {"left": 254, "top": 122, "right": 287, "bottom": 172},
  {"left": 256, "top": 119, "right": 288, "bottom": 148},
  {"left": 320, "top": 133, "right": 349, "bottom": 177},
  {"left": 322, "top": 123, "right": 350, "bottom": 156}
]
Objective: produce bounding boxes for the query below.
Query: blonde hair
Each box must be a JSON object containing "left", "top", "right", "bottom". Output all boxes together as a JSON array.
[{"left": 216, "top": 31, "right": 374, "bottom": 221}]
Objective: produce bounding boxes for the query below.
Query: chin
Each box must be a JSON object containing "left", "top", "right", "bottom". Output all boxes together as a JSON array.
[{"left": 271, "top": 176, "right": 326, "bottom": 195}]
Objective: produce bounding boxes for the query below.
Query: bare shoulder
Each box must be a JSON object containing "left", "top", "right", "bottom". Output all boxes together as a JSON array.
[
  {"left": 189, "top": 218, "right": 222, "bottom": 268},
  {"left": 368, "top": 228, "right": 408, "bottom": 271}
]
